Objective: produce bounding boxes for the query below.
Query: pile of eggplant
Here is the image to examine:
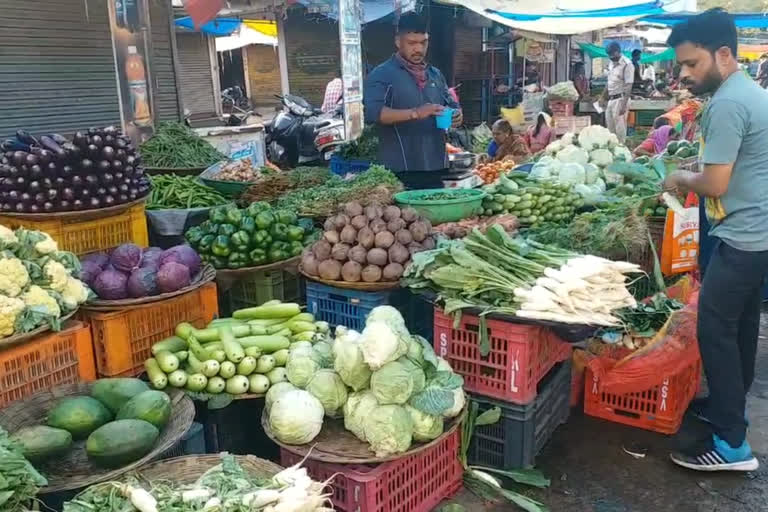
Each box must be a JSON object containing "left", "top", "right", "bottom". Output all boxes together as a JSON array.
[{"left": 0, "top": 127, "right": 150, "bottom": 214}]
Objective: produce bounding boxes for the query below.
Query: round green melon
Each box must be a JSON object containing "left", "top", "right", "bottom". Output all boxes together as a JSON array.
[
  {"left": 47, "top": 396, "right": 113, "bottom": 440},
  {"left": 86, "top": 419, "right": 159, "bottom": 468},
  {"left": 116, "top": 390, "right": 172, "bottom": 429},
  {"left": 10, "top": 425, "right": 73, "bottom": 462}
]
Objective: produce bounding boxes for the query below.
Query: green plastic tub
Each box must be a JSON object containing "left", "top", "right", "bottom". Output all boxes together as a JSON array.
[
  {"left": 199, "top": 162, "right": 256, "bottom": 197},
  {"left": 394, "top": 188, "right": 486, "bottom": 224}
]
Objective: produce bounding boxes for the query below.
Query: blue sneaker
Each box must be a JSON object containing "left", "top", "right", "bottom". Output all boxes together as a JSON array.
[{"left": 670, "top": 434, "right": 759, "bottom": 472}]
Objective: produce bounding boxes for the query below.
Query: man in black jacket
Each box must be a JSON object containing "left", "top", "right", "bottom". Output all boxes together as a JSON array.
[{"left": 363, "top": 13, "right": 461, "bottom": 189}]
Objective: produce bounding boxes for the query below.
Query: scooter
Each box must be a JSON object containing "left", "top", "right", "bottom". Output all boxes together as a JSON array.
[
  {"left": 221, "top": 86, "right": 259, "bottom": 126},
  {"left": 265, "top": 94, "right": 344, "bottom": 168}
]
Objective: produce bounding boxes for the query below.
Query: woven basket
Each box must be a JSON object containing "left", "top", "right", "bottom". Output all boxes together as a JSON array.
[
  {"left": 0, "top": 382, "right": 195, "bottom": 493},
  {"left": 133, "top": 454, "right": 282, "bottom": 484}
]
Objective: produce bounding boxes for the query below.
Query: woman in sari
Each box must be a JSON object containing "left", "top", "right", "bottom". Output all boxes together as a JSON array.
[
  {"left": 633, "top": 118, "right": 678, "bottom": 157},
  {"left": 524, "top": 112, "right": 555, "bottom": 154}
]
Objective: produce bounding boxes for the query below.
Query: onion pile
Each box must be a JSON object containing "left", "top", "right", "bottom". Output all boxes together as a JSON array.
[{"left": 0, "top": 127, "right": 149, "bottom": 213}]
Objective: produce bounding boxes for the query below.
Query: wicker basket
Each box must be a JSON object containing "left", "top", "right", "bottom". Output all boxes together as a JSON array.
[
  {"left": 134, "top": 454, "right": 282, "bottom": 483},
  {"left": 0, "top": 382, "right": 195, "bottom": 493}
]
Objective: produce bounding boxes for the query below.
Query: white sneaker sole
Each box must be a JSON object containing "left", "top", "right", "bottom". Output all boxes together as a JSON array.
[{"left": 670, "top": 454, "right": 760, "bottom": 472}]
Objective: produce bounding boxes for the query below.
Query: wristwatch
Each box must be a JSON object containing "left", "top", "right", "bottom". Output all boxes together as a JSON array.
[{"left": 410, "top": 109, "right": 419, "bottom": 120}]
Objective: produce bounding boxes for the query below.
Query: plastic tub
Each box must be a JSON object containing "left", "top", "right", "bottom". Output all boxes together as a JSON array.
[
  {"left": 199, "top": 162, "right": 257, "bottom": 197},
  {"left": 435, "top": 108, "right": 454, "bottom": 129},
  {"left": 394, "top": 188, "right": 486, "bottom": 224}
]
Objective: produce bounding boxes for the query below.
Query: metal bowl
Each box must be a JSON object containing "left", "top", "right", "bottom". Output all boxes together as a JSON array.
[{"left": 448, "top": 151, "right": 477, "bottom": 169}]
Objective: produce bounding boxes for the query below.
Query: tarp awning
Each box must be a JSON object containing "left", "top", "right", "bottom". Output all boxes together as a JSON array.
[
  {"left": 216, "top": 25, "right": 278, "bottom": 51},
  {"left": 243, "top": 19, "right": 277, "bottom": 37},
  {"left": 644, "top": 12, "right": 768, "bottom": 28},
  {"left": 175, "top": 16, "right": 240, "bottom": 36},
  {"left": 578, "top": 42, "right": 676, "bottom": 63}
]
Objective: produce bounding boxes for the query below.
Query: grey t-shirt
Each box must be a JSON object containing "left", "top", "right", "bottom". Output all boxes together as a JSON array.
[{"left": 701, "top": 71, "right": 768, "bottom": 251}]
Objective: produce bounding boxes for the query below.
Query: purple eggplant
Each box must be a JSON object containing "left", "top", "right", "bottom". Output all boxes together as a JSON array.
[
  {"left": 16, "top": 130, "right": 38, "bottom": 146},
  {"left": 34, "top": 192, "right": 45, "bottom": 205},
  {"left": 80, "top": 158, "right": 94, "bottom": 172},
  {"left": 73, "top": 199, "right": 84, "bottom": 210},
  {"left": 29, "top": 165, "right": 43, "bottom": 180},
  {"left": 73, "top": 132, "right": 88, "bottom": 148},
  {"left": 39, "top": 136, "right": 66, "bottom": 158},
  {"left": 59, "top": 200, "right": 71, "bottom": 211},
  {"left": 42, "top": 201, "right": 54, "bottom": 212}
]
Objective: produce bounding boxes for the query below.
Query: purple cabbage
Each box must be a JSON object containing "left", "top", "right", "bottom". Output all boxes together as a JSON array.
[
  {"left": 79, "top": 261, "right": 103, "bottom": 287},
  {"left": 141, "top": 247, "right": 164, "bottom": 270},
  {"left": 92, "top": 269, "right": 129, "bottom": 300},
  {"left": 127, "top": 267, "right": 159, "bottom": 298},
  {"left": 109, "top": 243, "right": 143, "bottom": 273},
  {"left": 159, "top": 245, "right": 201, "bottom": 276},
  {"left": 156, "top": 262, "right": 191, "bottom": 293},
  {"left": 81, "top": 252, "right": 109, "bottom": 270}
]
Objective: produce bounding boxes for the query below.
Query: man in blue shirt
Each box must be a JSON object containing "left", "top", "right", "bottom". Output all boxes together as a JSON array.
[
  {"left": 665, "top": 8, "right": 768, "bottom": 473},
  {"left": 363, "top": 13, "right": 461, "bottom": 189}
]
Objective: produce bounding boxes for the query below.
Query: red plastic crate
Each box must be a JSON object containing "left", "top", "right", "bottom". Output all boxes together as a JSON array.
[
  {"left": 584, "top": 355, "right": 701, "bottom": 434},
  {"left": 433, "top": 309, "right": 571, "bottom": 404},
  {"left": 549, "top": 100, "right": 574, "bottom": 117},
  {"left": 280, "top": 427, "right": 463, "bottom": 512}
]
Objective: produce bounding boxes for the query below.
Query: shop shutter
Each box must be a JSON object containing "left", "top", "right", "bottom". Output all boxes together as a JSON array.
[
  {"left": 150, "top": 0, "right": 181, "bottom": 122},
  {"left": 0, "top": 0, "right": 121, "bottom": 139},
  {"left": 176, "top": 32, "right": 217, "bottom": 116}
]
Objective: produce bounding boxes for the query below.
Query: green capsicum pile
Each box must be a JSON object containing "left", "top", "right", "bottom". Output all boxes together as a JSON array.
[{"left": 184, "top": 202, "right": 312, "bottom": 269}]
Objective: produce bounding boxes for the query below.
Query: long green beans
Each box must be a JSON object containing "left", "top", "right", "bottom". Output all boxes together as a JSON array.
[
  {"left": 140, "top": 122, "right": 226, "bottom": 168},
  {"left": 147, "top": 174, "right": 230, "bottom": 209}
]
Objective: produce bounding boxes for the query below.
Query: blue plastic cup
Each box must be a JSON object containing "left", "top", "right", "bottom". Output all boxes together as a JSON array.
[{"left": 435, "top": 108, "right": 454, "bottom": 130}]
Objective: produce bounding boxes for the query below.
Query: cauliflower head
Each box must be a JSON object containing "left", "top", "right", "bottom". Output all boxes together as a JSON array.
[
  {"left": 0, "top": 225, "right": 18, "bottom": 247},
  {"left": 0, "top": 295, "right": 25, "bottom": 337},
  {"left": 22, "top": 285, "right": 61, "bottom": 317},
  {"left": 43, "top": 260, "right": 69, "bottom": 292},
  {"left": 61, "top": 277, "right": 90, "bottom": 311},
  {"left": 589, "top": 148, "right": 614, "bottom": 168},
  {"left": 556, "top": 145, "right": 589, "bottom": 166},
  {"left": 0, "top": 258, "right": 30, "bottom": 297},
  {"left": 15, "top": 229, "right": 58, "bottom": 259}
]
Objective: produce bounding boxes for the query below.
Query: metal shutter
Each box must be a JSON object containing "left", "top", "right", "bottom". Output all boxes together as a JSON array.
[
  {"left": 176, "top": 32, "right": 217, "bottom": 116},
  {"left": 150, "top": 0, "right": 181, "bottom": 122},
  {"left": 0, "top": 0, "right": 121, "bottom": 139}
]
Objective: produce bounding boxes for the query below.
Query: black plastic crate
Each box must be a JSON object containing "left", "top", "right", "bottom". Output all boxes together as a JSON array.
[{"left": 468, "top": 360, "right": 571, "bottom": 469}]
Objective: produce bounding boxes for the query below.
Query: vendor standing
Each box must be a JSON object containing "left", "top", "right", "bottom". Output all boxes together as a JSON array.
[
  {"left": 363, "top": 13, "right": 461, "bottom": 189},
  {"left": 601, "top": 42, "right": 634, "bottom": 144},
  {"left": 665, "top": 8, "right": 768, "bottom": 473}
]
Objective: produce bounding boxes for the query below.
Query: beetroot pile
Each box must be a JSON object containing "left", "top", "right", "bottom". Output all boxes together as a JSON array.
[
  {"left": 302, "top": 201, "right": 436, "bottom": 283},
  {"left": 80, "top": 243, "right": 202, "bottom": 300}
]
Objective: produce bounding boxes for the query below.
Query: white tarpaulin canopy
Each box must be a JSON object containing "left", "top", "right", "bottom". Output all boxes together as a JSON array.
[
  {"left": 215, "top": 25, "right": 277, "bottom": 51},
  {"left": 439, "top": 0, "right": 665, "bottom": 35}
]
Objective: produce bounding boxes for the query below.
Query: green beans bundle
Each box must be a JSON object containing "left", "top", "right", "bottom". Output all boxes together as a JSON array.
[
  {"left": 140, "top": 122, "right": 226, "bottom": 168},
  {"left": 147, "top": 175, "right": 230, "bottom": 210}
]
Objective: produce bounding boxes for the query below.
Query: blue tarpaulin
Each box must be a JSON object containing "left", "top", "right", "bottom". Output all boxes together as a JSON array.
[
  {"left": 644, "top": 12, "right": 768, "bottom": 28},
  {"left": 488, "top": 1, "right": 664, "bottom": 21},
  {"left": 175, "top": 16, "right": 240, "bottom": 36}
]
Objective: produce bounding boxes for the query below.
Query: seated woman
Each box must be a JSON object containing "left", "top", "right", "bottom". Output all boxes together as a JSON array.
[
  {"left": 633, "top": 118, "right": 678, "bottom": 157},
  {"left": 523, "top": 112, "right": 555, "bottom": 154},
  {"left": 484, "top": 119, "right": 531, "bottom": 163}
]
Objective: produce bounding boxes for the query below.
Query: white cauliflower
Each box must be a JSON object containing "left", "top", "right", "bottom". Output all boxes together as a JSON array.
[
  {"left": 0, "top": 295, "right": 25, "bottom": 337},
  {"left": 0, "top": 225, "right": 18, "bottom": 247},
  {"left": 0, "top": 258, "right": 29, "bottom": 297},
  {"left": 544, "top": 140, "right": 562, "bottom": 155},
  {"left": 584, "top": 163, "right": 600, "bottom": 185},
  {"left": 43, "top": 260, "right": 68, "bottom": 292},
  {"left": 607, "top": 133, "right": 619, "bottom": 148},
  {"left": 21, "top": 285, "right": 60, "bottom": 317},
  {"left": 561, "top": 132, "right": 575, "bottom": 146},
  {"left": 613, "top": 145, "right": 633, "bottom": 162},
  {"left": 556, "top": 145, "right": 589, "bottom": 166},
  {"left": 61, "top": 277, "right": 90, "bottom": 311},
  {"left": 589, "top": 148, "right": 614, "bottom": 168},
  {"left": 558, "top": 162, "right": 586, "bottom": 186},
  {"left": 578, "top": 125, "right": 613, "bottom": 151},
  {"left": 35, "top": 233, "right": 58, "bottom": 255}
]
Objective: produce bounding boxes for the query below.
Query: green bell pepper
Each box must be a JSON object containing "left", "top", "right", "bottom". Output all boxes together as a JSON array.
[
  {"left": 274, "top": 209, "right": 297, "bottom": 225},
  {"left": 225, "top": 206, "right": 243, "bottom": 225},
  {"left": 198, "top": 234, "right": 216, "bottom": 253},
  {"left": 270, "top": 223, "right": 289, "bottom": 242},
  {"left": 246, "top": 202, "right": 270, "bottom": 217},
  {"left": 199, "top": 220, "right": 218, "bottom": 235},
  {"left": 199, "top": 253, "right": 211, "bottom": 263},
  {"left": 227, "top": 252, "right": 249, "bottom": 269},
  {"left": 239, "top": 216, "right": 256, "bottom": 233},
  {"left": 254, "top": 211, "right": 275, "bottom": 230},
  {"left": 212, "top": 235, "right": 232, "bottom": 257},
  {"left": 209, "top": 206, "right": 228, "bottom": 224},
  {"left": 231, "top": 230, "right": 251, "bottom": 252},
  {"left": 271, "top": 240, "right": 289, "bottom": 252},
  {"left": 210, "top": 255, "right": 228, "bottom": 269},
  {"left": 251, "top": 230, "right": 272, "bottom": 249},
  {"left": 185, "top": 227, "right": 204, "bottom": 246},
  {"left": 286, "top": 225, "right": 305, "bottom": 242},
  {"left": 218, "top": 224, "right": 237, "bottom": 236},
  {"left": 248, "top": 248, "right": 268, "bottom": 266},
  {"left": 268, "top": 246, "right": 287, "bottom": 263},
  {"left": 289, "top": 241, "right": 304, "bottom": 257}
]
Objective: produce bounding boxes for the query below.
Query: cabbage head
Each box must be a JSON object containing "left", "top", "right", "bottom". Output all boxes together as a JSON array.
[
  {"left": 443, "top": 388, "right": 466, "bottom": 418},
  {"left": 360, "top": 320, "right": 409, "bottom": 370},
  {"left": 436, "top": 357, "right": 453, "bottom": 373},
  {"left": 306, "top": 369, "right": 348, "bottom": 418},
  {"left": 265, "top": 381, "right": 296, "bottom": 413},
  {"left": 343, "top": 390, "right": 379, "bottom": 441},
  {"left": 312, "top": 340, "right": 334, "bottom": 368},
  {"left": 333, "top": 335, "right": 372, "bottom": 391},
  {"left": 366, "top": 305, "right": 406, "bottom": 329},
  {"left": 269, "top": 389, "right": 324, "bottom": 444},
  {"left": 371, "top": 360, "right": 414, "bottom": 405},
  {"left": 405, "top": 405, "right": 444, "bottom": 442},
  {"left": 289, "top": 341, "right": 313, "bottom": 355},
  {"left": 558, "top": 162, "right": 586, "bottom": 186},
  {"left": 406, "top": 336, "right": 424, "bottom": 365},
  {"left": 363, "top": 404, "right": 413, "bottom": 457},
  {"left": 286, "top": 354, "right": 320, "bottom": 388},
  {"left": 398, "top": 357, "right": 426, "bottom": 394},
  {"left": 529, "top": 161, "right": 553, "bottom": 181}
]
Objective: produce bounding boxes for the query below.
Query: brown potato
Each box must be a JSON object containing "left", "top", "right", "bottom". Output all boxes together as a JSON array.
[
  {"left": 318, "top": 259, "right": 342, "bottom": 280},
  {"left": 357, "top": 226, "right": 375, "bottom": 249},
  {"left": 364, "top": 205, "right": 383, "bottom": 220},
  {"left": 340, "top": 225, "right": 357, "bottom": 245},
  {"left": 350, "top": 215, "right": 368, "bottom": 230},
  {"left": 349, "top": 245, "right": 368, "bottom": 264},
  {"left": 344, "top": 201, "right": 364, "bottom": 217},
  {"left": 331, "top": 243, "right": 351, "bottom": 261},
  {"left": 367, "top": 248, "right": 388, "bottom": 266},
  {"left": 374, "top": 231, "right": 395, "bottom": 249},
  {"left": 382, "top": 262, "right": 404, "bottom": 281},
  {"left": 361, "top": 264, "right": 382, "bottom": 282},
  {"left": 369, "top": 219, "right": 388, "bottom": 234},
  {"left": 388, "top": 242, "right": 409, "bottom": 264},
  {"left": 387, "top": 218, "right": 406, "bottom": 233},
  {"left": 382, "top": 205, "right": 402, "bottom": 222},
  {"left": 341, "top": 261, "right": 363, "bottom": 282},
  {"left": 312, "top": 239, "right": 332, "bottom": 261},
  {"left": 324, "top": 230, "right": 340, "bottom": 245},
  {"left": 401, "top": 207, "right": 419, "bottom": 223},
  {"left": 395, "top": 229, "right": 413, "bottom": 246},
  {"left": 302, "top": 253, "right": 319, "bottom": 276}
]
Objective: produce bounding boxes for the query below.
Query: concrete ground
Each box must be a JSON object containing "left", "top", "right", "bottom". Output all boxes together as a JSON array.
[{"left": 448, "top": 312, "right": 768, "bottom": 512}]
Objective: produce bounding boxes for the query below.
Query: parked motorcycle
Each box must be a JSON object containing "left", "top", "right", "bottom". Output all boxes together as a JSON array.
[
  {"left": 221, "top": 86, "right": 259, "bottom": 126},
  {"left": 265, "top": 94, "right": 345, "bottom": 168}
]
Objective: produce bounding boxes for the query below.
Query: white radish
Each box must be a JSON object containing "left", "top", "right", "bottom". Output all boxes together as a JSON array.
[
  {"left": 182, "top": 489, "right": 213, "bottom": 503},
  {"left": 118, "top": 485, "right": 157, "bottom": 512},
  {"left": 469, "top": 468, "right": 501, "bottom": 488},
  {"left": 202, "top": 497, "right": 221, "bottom": 512},
  {"left": 242, "top": 489, "right": 281, "bottom": 507}
]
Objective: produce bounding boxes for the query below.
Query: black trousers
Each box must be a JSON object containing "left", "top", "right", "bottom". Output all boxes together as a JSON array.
[
  {"left": 395, "top": 171, "right": 446, "bottom": 190},
  {"left": 698, "top": 239, "right": 768, "bottom": 447}
]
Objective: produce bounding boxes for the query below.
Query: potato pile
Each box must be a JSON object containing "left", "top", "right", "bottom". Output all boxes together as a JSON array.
[{"left": 303, "top": 201, "right": 435, "bottom": 283}]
